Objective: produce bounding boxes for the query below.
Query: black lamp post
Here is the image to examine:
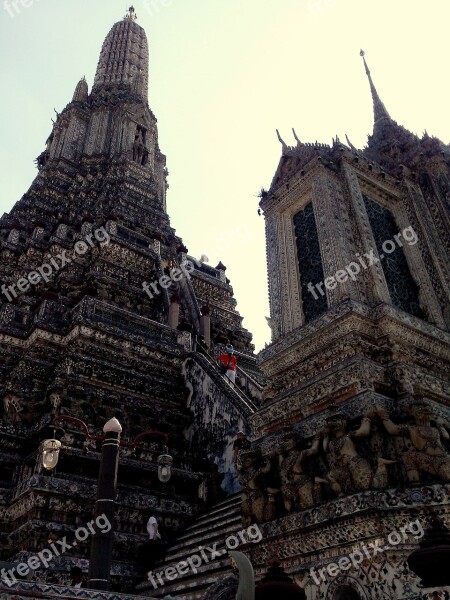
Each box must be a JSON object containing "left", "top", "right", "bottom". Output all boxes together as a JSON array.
[
  {"left": 88, "top": 417, "right": 121, "bottom": 590},
  {"left": 41, "top": 415, "right": 171, "bottom": 591}
]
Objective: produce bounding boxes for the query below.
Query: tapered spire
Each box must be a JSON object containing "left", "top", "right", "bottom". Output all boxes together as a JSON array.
[
  {"left": 72, "top": 76, "right": 88, "bottom": 103},
  {"left": 360, "top": 50, "right": 391, "bottom": 125},
  {"left": 92, "top": 12, "right": 149, "bottom": 100}
]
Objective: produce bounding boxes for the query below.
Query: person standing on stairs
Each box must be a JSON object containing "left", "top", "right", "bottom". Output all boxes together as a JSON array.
[
  {"left": 146, "top": 515, "right": 163, "bottom": 569},
  {"left": 217, "top": 345, "right": 237, "bottom": 383}
]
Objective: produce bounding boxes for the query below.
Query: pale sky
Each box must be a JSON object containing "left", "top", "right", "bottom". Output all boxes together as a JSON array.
[{"left": 1, "top": 0, "right": 449, "bottom": 351}]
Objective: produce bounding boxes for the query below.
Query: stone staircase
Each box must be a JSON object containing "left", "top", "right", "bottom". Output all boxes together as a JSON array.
[{"left": 137, "top": 493, "right": 242, "bottom": 599}]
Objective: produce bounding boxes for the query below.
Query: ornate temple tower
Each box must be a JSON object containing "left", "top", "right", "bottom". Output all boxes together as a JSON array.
[
  {"left": 0, "top": 8, "right": 262, "bottom": 591},
  {"left": 241, "top": 52, "right": 450, "bottom": 599}
]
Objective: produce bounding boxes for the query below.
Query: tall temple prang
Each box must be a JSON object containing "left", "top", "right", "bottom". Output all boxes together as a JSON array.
[
  {"left": 0, "top": 9, "right": 264, "bottom": 594},
  {"left": 235, "top": 51, "right": 450, "bottom": 600}
]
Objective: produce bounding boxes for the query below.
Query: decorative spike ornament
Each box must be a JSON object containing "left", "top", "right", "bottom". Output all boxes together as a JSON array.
[
  {"left": 276, "top": 129, "right": 288, "bottom": 152},
  {"left": 345, "top": 133, "right": 358, "bottom": 152},
  {"left": 292, "top": 128, "right": 302, "bottom": 145},
  {"left": 360, "top": 49, "right": 391, "bottom": 125}
]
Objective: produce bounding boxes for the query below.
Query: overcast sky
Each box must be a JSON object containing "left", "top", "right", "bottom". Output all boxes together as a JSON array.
[{"left": 1, "top": 0, "right": 449, "bottom": 351}]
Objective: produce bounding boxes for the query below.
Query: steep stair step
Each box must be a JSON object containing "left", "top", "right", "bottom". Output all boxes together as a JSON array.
[{"left": 136, "top": 494, "right": 244, "bottom": 599}]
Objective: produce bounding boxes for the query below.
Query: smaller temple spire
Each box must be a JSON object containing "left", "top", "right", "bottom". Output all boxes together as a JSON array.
[
  {"left": 360, "top": 50, "right": 391, "bottom": 125},
  {"left": 72, "top": 76, "right": 88, "bottom": 103}
]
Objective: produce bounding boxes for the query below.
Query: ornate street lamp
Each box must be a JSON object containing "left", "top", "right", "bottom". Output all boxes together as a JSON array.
[
  {"left": 41, "top": 438, "right": 61, "bottom": 471},
  {"left": 40, "top": 415, "right": 171, "bottom": 591},
  {"left": 41, "top": 420, "right": 171, "bottom": 477},
  {"left": 157, "top": 452, "right": 173, "bottom": 483}
]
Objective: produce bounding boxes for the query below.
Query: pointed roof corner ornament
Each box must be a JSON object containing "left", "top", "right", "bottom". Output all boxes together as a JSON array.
[
  {"left": 345, "top": 133, "right": 358, "bottom": 152},
  {"left": 332, "top": 134, "right": 340, "bottom": 145},
  {"left": 276, "top": 129, "right": 288, "bottom": 153},
  {"left": 124, "top": 5, "right": 137, "bottom": 21},
  {"left": 360, "top": 49, "right": 391, "bottom": 125},
  {"left": 292, "top": 128, "right": 302, "bottom": 145}
]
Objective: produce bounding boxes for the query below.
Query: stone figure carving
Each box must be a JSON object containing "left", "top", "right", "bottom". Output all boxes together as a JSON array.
[
  {"left": 49, "top": 392, "right": 61, "bottom": 413},
  {"left": 235, "top": 403, "right": 445, "bottom": 523},
  {"left": 277, "top": 432, "right": 314, "bottom": 512},
  {"left": 132, "top": 126, "right": 148, "bottom": 165},
  {"left": 3, "top": 394, "right": 23, "bottom": 423},
  {"left": 377, "top": 401, "right": 450, "bottom": 483},
  {"left": 309, "top": 412, "right": 394, "bottom": 494},
  {"left": 238, "top": 449, "right": 278, "bottom": 525}
]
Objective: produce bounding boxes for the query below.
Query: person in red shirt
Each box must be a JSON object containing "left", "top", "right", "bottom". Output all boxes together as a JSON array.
[{"left": 217, "top": 345, "right": 237, "bottom": 383}]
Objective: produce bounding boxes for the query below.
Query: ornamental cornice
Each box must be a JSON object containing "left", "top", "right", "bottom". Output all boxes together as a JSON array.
[
  {"left": 357, "top": 172, "right": 403, "bottom": 203},
  {"left": 9, "top": 474, "right": 196, "bottom": 516},
  {"left": 251, "top": 361, "right": 383, "bottom": 434},
  {"left": 262, "top": 314, "right": 449, "bottom": 384},
  {"left": 191, "top": 269, "right": 231, "bottom": 291},
  {"left": 0, "top": 319, "right": 185, "bottom": 362},
  {"left": 254, "top": 483, "right": 449, "bottom": 558},
  {"left": 251, "top": 513, "right": 434, "bottom": 566},
  {"left": 0, "top": 580, "right": 143, "bottom": 600},
  {"left": 271, "top": 352, "right": 382, "bottom": 399},
  {"left": 344, "top": 159, "right": 402, "bottom": 198},
  {"left": 258, "top": 300, "right": 450, "bottom": 367},
  {"left": 373, "top": 303, "right": 450, "bottom": 351},
  {"left": 260, "top": 165, "right": 317, "bottom": 215},
  {"left": 258, "top": 300, "right": 367, "bottom": 361},
  {"left": 260, "top": 314, "right": 375, "bottom": 378}
]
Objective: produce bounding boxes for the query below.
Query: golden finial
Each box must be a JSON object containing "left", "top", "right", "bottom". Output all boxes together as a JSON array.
[{"left": 124, "top": 6, "right": 137, "bottom": 21}]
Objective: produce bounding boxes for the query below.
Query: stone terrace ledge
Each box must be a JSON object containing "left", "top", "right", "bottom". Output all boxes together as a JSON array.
[{"left": 0, "top": 580, "right": 180, "bottom": 600}]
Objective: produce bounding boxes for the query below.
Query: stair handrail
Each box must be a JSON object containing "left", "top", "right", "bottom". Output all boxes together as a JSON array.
[{"left": 190, "top": 350, "right": 258, "bottom": 414}]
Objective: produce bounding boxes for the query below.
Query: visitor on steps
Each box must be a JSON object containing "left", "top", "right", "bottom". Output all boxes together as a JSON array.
[
  {"left": 146, "top": 515, "right": 163, "bottom": 568},
  {"left": 217, "top": 345, "right": 237, "bottom": 383}
]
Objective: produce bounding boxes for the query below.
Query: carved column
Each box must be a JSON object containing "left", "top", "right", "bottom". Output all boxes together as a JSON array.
[
  {"left": 343, "top": 163, "right": 391, "bottom": 304},
  {"left": 168, "top": 295, "right": 180, "bottom": 329},
  {"left": 200, "top": 305, "right": 211, "bottom": 347}
]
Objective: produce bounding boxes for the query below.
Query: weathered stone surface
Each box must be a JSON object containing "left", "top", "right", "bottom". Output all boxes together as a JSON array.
[
  {"left": 246, "top": 53, "right": 450, "bottom": 600},
  {"left": 0, "top": 11, "right": 262, "bottom": 593}
]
